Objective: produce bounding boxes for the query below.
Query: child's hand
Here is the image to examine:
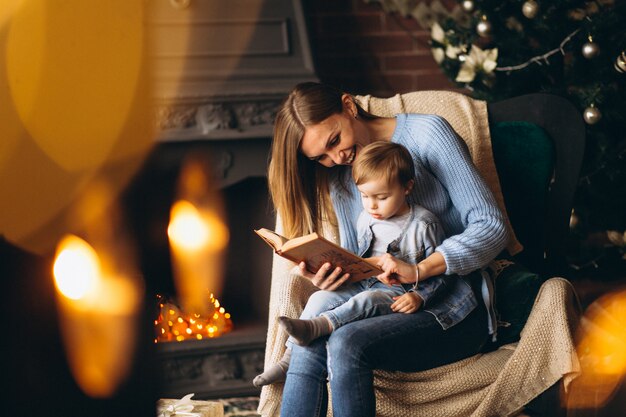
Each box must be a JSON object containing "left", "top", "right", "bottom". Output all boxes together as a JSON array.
[
  {"left": 391, "top": 292, "right": 423, "bottom": 314},
  {"left": 371, "top": 253, "right": 418, "bottom": 286}
]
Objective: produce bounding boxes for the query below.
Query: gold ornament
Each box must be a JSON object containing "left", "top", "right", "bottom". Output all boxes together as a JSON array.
[
  {"left": 461, "top": 0, "right": 475, "bottom": 13},
  {"left": 522, "top": 0, "right": 540, "bottom": 19},
  {"left": 583, "top": 105, "right": 602, "bottom": 125},
  {"left": 476, "top": 16, "right": 492, "bottom": 37},
  {"left": 615, "top": 51, "right": 626, "bottom": 73},
  {"left": 569, "top": 209, "right": 579, "bottom": 229},
  {"left": 582, "top": 37, "right": 600, "bottom": 59}
]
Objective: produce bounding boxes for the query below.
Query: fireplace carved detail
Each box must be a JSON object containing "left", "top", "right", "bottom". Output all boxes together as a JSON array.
[{"left": 155, "top": 98, "right": 282, "bottom": 140}]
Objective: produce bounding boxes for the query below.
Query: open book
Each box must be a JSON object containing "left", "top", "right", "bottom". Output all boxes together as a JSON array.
[{"left": 254, "top": 228, "right": 383, "bottom": 282}]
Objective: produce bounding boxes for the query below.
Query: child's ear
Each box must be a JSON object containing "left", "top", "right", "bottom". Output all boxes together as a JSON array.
[{"left": 405, "top": 179, "right": 414, "bottom": 195}]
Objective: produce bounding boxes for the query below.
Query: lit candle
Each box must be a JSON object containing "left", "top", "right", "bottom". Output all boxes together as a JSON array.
[
  {"left": 53, "top": 234, "right": 142, "bottom": 398},
  {"left": 168, "top": 199, "right": 229, "bottom": 315}
]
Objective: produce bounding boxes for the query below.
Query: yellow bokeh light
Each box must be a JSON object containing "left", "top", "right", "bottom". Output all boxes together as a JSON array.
[
  {"left": 52, "top": 232, "right": 143, "bottom": 399},
  {"left": 6, "top": 0, "right": 143, "bottom": 172},
  {"left": 1, "top": 0, "right": 154, "bottom": 254},
  {"left": 53, "top": 235, "right": 99, "bottom": 300},
  {"left": 568, "top": 290, "right": 626, "bottom": 409}
]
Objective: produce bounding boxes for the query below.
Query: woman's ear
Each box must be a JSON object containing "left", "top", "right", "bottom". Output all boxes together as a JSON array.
[{"left": 341, "top": 94, "right": 357, "bottom": 118}]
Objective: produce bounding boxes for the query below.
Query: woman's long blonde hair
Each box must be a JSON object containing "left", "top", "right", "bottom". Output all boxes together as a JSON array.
[{"left": 268, "top": 82, "right": 375, "bottom": 238}]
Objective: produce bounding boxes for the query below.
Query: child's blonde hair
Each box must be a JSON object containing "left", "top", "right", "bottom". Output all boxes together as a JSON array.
[{"left": 352, "top": 142, "right": 415, "bottom": 188}]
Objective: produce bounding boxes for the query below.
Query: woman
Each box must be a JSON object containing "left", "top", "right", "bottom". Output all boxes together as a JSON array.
[{"left": 268, "top": 82, "right": 508, "bottom": 417}]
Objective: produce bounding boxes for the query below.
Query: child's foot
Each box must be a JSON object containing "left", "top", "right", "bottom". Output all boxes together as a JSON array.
[
  {"left": 253, "top": 348, "right": 291, "bottom": 387},
  {"left": 278, "top": 316, "right": 332, "bottom": 346},
  {"left": 253, "top": 362, "right": 288, "bottom": 387}
]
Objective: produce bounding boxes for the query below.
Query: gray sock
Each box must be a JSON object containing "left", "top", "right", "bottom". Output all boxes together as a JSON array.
[
  {"left": 277, "top": 315, "right": 332, "bottom": 346},
  {"left": 252, "top": 348, "right": 291, "bottom": 387}
]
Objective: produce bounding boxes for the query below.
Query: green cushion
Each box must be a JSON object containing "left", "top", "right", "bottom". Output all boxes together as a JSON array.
[
  {"left": 491, "top": 121, "right": 555, "bottom": 271},
  {"left": 492, "top": 261, "right": 543, "bottom": 346}
]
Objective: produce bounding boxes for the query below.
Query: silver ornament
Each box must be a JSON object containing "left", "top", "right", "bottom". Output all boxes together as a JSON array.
[
  {"left": 462, "top": 0, "right": 475, "bottom": 12},
  {"left": 614, "top": 51, "right": 626, "bottom": 73},
  {"left": 476, "top": 18, "right": 492, "bottom": 37},
  {"left": 522, "top": 0, "right": 540, "bottom": 19},
  {"left": 583, "top": 105, "right": 602, "bottom": 125},
  {"left": 581, "top": 39, "right": 600, "bottom": 59}
]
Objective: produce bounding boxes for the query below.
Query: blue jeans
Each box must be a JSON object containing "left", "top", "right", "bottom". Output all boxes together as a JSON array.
[
  {"left": 304, "top": 278, "right": 410, "bottom": 330},
  {"left": 280, "top": 291, "right": 488, "bottom": 417}
]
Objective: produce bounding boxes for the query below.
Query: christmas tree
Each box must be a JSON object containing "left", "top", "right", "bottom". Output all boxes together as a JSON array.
[{"left": 369, "top": 0, "right": 626, "bottom": 277}]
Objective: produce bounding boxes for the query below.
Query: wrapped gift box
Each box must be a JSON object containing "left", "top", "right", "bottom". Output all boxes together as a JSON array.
[{"left": 157, "top": 397, "right": 224, "bottom": 417}]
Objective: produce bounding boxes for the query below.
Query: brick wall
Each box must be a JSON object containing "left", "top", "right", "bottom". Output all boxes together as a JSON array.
[{"left": 304, "top": 0, "right": 456, "bottom": 97}]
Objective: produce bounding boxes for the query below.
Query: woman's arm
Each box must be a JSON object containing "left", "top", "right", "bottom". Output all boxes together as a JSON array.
[{"left": 412, "top": 115, "right": 509, "bottom": 275}]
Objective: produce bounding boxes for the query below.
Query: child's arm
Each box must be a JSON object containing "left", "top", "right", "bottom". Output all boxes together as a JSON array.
[{"left": 371, "top": 253, "right": 450, "bottom": 308}]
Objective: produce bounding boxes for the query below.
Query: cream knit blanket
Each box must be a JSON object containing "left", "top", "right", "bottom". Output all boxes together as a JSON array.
[{"left": 257, "top": 91, "right": 581, "bottom": 417}]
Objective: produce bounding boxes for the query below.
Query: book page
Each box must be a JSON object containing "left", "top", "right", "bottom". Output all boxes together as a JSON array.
[{"left": 254, "top": 228, "right": 289, "bottom": 251}]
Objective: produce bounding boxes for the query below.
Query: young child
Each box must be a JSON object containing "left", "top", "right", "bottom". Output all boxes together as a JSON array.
[{"left": 253, "top": 141, "right": 448, "bottom": 387}]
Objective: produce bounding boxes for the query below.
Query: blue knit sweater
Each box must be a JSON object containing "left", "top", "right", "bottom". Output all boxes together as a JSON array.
[{"left": 329, "top": 113, "right": 508, "bottom": 276}]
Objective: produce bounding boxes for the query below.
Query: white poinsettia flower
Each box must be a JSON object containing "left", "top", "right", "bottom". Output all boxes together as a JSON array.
[
  {"left": 445, "top": 44, "right": 463, "bottom": 59},
  {"left": 431, "top": 22, "right": 445, "bottom": 43},
  {"left": 456, "top": 45, "right": 498, "bottom": 83},
  {"left": 432, "top": 47, "right": 445, "bottom": 63}
]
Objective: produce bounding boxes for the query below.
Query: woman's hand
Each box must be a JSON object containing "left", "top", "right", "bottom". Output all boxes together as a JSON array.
[
  {"left": 391, "top": 292, "right": 423, "bottom": 314},
  {"left": 369, "top": 254, "right": 418, "bottom": 286},
  {"left": 298, "top": 261, "right": 351, "bottom": 291}
]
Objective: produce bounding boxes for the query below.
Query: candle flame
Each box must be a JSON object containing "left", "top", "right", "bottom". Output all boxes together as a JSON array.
[
  {"left": 52, "top": 233, "right": 142, "bottom": 398},
  {"left": 168, "top": 199, "right": 228, "bottom": 251},
  {"left": 53, "top": 235, "right": 99, "bottom": 300},
  {"left": 167, "top": 198, "right": 229, "bottom": 313},
  {"left": 168, "top": 200, "right": 209, "bottom": 250}
]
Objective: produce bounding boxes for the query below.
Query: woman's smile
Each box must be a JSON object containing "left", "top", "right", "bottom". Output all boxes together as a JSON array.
[{"left": 344, "top": 147, "right": 356, "bottom": 164}]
